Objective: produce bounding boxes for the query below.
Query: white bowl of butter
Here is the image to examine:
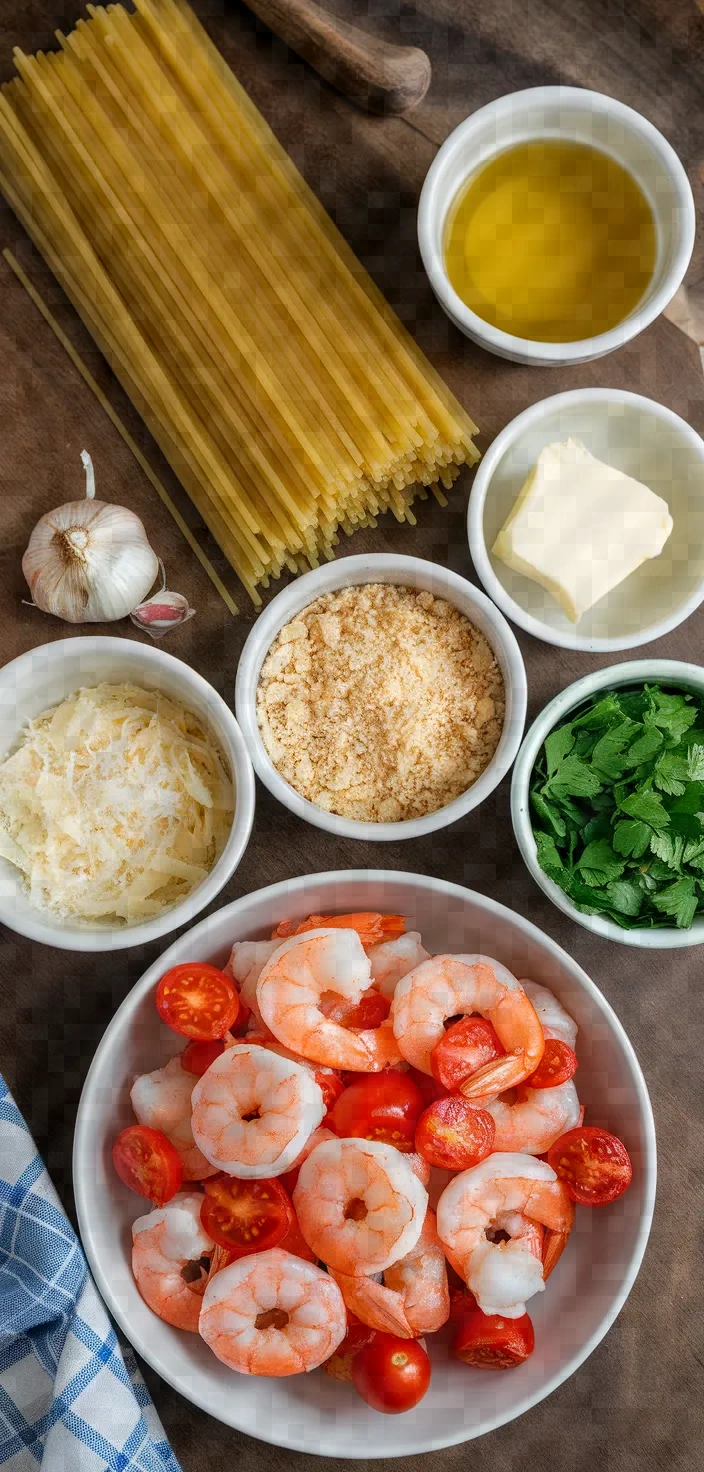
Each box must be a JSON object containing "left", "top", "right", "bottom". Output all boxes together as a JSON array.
[{"left": 468, "top": 388, "right": 704, "bottom": 652}]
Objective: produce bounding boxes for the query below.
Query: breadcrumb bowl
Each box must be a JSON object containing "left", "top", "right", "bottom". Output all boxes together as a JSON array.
[{"left": 74, "top": 871, "right": 655, "bottom": 1455}]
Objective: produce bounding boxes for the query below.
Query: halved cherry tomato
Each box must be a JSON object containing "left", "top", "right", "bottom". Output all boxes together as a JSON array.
[
  {"left": 278, "top": 1211, "right": 317, "bottom": 1263},
  {"left": 180, "top": 1038, "right": 225, "bottom": 1076},
  {"left": 330, "top": 1071, "right": 424, "bottom": 1151},
  {"left": 415, "top": 1096, "right": 495, "bottom": 1170},
  {"left": 454, "top": 1307, "right": 534, "bottom": 1368},
  {"left": 324, "top": 1318, "right": 377, "bottom": 1381},
  {"left": 547, "top": 1126, "right": 632, "bottom": 1205},
  {"left": 200, "top": 1174, "right": 294, "bottom": 1254},
  {"left": 322, "top": 989, "right": 391, "bottom": 1031},
  {"left": 316, "top": 1070, "right": 345, "bottom": 1114},
  {"left": 527, "top": 1039, "right": 578, "bottom": 1090},
  {"left": 430, "top": 1016, "right": 505, "bottom": 1092},
  {"left": 112, "top": 1124, "right": 183, "bottom": 1205},
  {"left": 352, "top": 1333, "right": 431, "bottom": 1413},
  {"left": 156, "top": 963, "right": 239, "bottom": 1040},
  {"left": 271, "top": 912, "right": 405, "bottom": 947}
]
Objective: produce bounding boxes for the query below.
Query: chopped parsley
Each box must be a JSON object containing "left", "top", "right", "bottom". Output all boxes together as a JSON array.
[{"left": 530, "top": 683, "right": 704, "bottom": 929}]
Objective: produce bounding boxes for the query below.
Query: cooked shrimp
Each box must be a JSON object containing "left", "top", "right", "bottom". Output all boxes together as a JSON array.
[
  {"left": 293, "top": 1136, "right": 427, "bottom": 1275},
  {"left": 132, "top": 1191, "right": 214, "bottom": 1332},
  {"left": 436, "top": 1153, "right": 574, "bottom": 1318},
  {"left": 521, "top": 979, "right": 578, "bottom": 1047},
  {"left": 130, "top": 1056, "right": 216, "bottom": 1181},
  {"left": 227, "top": 939, "right": 280, "bottom": 1029},
  {"left": 199, "top": 1247, "right": 347, "bottom": 1375},
  {"left": 391, "top": 954, "right": 544, "bottom": 1096},
  {"left": 331, "top": 1209, "right": 449, "bottom": 1338},
  {"left": 272, "top": 913, "right": 405, "bottom": 947},
  {"left": 484, "top": 1079, "right": 581, "bottom": 1154},
  {"left": 368, "top": 932, "right": 430, "bottom": 1000},
  {"left": 257, "top": 929, "right": 402, "bottom": 1070},
  {"left": 191, "top": 1043, "right": 325, "bottom": 1178}
]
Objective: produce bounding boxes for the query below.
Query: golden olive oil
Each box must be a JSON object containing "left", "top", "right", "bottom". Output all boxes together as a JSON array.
[{"left": 443, "top": 140, "right": 657, "bottom": 342}]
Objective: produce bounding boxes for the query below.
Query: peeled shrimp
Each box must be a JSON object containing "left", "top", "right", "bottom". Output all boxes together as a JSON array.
[
  {"left": 485, "top": 1079, "right": 581, "bottom": 1155},
  {"left": 191, "top": 1043, "right": 325, "bottom": 1178},
  {"left": 437, "top": 1153, "right": 574, "bottom": 1318},
  {"left": 257, "top": 929, "right": 402, "bottom": 1071},
  {"left": 368, "top": 932, "right": 430, "bottom": 1000},
  {"left": 132, "top": 1191, "right": 214, "bottom": 1332},
  {"left": 391, "top": 954, "right": 544, "bottom": 1096},
  {"left": 130, "top": 1056, "right": 216, "bottom": 1181},
  {"left": 521, "top": 979, "right": 578, "bottom": 1047},
  {"left": 227, "top": 939, "right": 280, "bottom": 1030},
  {"left": 199, "top": 1247, "right": 346, "bottom": 1375},
  {"left": 331, "top": 1208, "right": 449, "bottom": 1338},
  {"left": 272, "top": 913, "right": 405, "bottom": 947},
  {"left": 293, "top": 1136, "right": 427, "bottom": 1275}
]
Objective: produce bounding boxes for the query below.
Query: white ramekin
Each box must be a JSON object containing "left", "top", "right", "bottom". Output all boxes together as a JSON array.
[
  {"left": 467, "top": 388, "right": 704, "bottom": 652},
  {"left": 0, "top": 637, "right": 255, "bottom": 951},
  {"left": 418, "top": 87, "right": 695, "bottom": 366},
  {"left": 512, "top": 659, "right": 704, "bottom": 947},
  {"left": 235, "top": 554, "right": 527, "bottom": 840}
]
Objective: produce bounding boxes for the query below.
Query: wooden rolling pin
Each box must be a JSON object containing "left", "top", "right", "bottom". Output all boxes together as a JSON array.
[{"left": 243, "top": 0, "right": 432, "bottom": 114}]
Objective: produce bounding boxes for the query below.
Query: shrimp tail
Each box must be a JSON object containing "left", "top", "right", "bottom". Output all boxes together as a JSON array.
[
  {"left": 542, "top": 1227, "right": 571, "bottom": 1280},
  {"left": 460, "top": 1052, "right": 540, "bottom": 1099},
  {"left": 272, "top": 913, "right": 406, "bottom": 947}
]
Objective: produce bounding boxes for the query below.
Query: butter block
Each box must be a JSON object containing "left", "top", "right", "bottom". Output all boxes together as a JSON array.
[{"left": 492, "top": 437, "right": 673, "bottom": 623}]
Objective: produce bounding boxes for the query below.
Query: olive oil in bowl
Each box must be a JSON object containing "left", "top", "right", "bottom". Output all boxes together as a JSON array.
[{"left": 443, "top": 140, "right": 657, "bottom": 343}]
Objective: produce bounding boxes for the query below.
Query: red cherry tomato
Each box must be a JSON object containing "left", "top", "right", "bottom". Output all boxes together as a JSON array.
[
  {"left": 112, "top": 1125, "right": 183, "bottom": 1205},
  {"left": 324, "top": 1319, "right": 377, "bottom": 1381},
  {"left": 352, "top": 1333, "right": 431, "bottom": 1413},
  {"left": 331, "top": 1071, "right": 424, "bottom": 1151},
  {"left": 156, "top": 962, "right": 239, "bottom": 1040},
  {"left": 272, "top": 912, "right": 405, "bottom": 947},
  {"left": 316, "top": 1070, "right": 345, "bottom": 1114},
  {"left": 430, "top": 1016, "right": 505, "bottom": 1092},
  {"left": 407, "top": 1065, "right": 447, "bottom": 1109},
  {"left": 415, "top": 1095, "right": 495, "bottom": 1170},
  {"left": 323, "top": 989, "right": 391, "bottom": 1031},
  {"left": 547, "top": 1126, "right": 633, "bottom": 1205},
  {"left": 180, "top": 1038, "right": 225, "bottom": 1075},
  {"left": 454, "top": 1307, "right": 535, "bottom": 1368},
  {"left": 527, "top": 1039, "right": 578, "bottom": 1090},
  {"left": 200, "top": 1174, "right": 294, "bottom": 1254}
]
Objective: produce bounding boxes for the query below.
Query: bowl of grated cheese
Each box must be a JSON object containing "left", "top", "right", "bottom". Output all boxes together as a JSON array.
[{"left": 0, "top": 637, "right": 255, "bottom": 951}]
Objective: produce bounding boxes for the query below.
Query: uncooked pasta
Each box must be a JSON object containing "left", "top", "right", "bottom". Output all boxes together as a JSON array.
[{"left": 0, "top": 0, "right": 479, "bottom": 604}]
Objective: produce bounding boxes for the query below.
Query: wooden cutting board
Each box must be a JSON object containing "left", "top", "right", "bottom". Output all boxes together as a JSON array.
[{"left": 0, "top": 4, "right": 703, "bottom": 1471}]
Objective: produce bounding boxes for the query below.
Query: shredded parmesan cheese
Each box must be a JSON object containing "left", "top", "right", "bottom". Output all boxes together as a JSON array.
[{"left": 0, "top": 683, "right": 234, "bottom": 925}]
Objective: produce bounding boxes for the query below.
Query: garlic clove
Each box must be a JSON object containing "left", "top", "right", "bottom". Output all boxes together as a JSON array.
[{"left": 130, "top": 589, "right": 196, "bottom": 640}]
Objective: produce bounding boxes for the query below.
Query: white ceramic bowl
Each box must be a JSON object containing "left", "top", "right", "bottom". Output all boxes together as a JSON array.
[
  {"left": 467, "top": 389, "right": 704, "bottom": 652},
  {"left": 235, "top": 554, "right": 527, "bottom": 840},
  {"left": 74, "top": 869, "right": 655, "bottom": 1456},
  {"left": 0, "top": 637, "right": 255, "bottom": 951},
  {"left": 418, "top": 87, "right": 695, "bottom": 366},
  {"left": 512, "top": 659, "right": 704, "bottom": 947}
]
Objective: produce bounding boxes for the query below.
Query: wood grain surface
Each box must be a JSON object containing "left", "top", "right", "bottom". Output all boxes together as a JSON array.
[{"left": 0, "top": 3, "right": 703, "bottom": 1471}]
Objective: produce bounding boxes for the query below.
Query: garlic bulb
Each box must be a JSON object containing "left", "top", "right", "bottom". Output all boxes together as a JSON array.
[
  {"left": 22, "top": 451, "right": 159, "bottom": 623},
  {"left": 131, "top": 564, "right": 195, "bottom": 639}
]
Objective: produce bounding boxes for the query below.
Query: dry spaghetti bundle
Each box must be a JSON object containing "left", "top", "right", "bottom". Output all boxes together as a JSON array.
[{"left": 0, "top": 0, "right": 478, "bottom": 603}]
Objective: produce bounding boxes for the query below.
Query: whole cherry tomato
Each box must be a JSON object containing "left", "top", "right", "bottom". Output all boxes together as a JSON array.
[
  {"left": 527, "top": 1038, "right": 578, "bottom": 1090},
  {"left": 331, "top": 1071, "right": 424, "bottom": 1151},
  {"left": 180, "top": 1038, "right": 225, "bottom": 1075},
  {"left": 352, "top": 1333, "right": 431, "bottom": 1413},
  {"left": 430, "top": 1016, "right": 505, "bottom": 1092},
  {"left": 547, "top": 1126, "right": 632, "bottom": 1205},
  {"left": 112, "top": 1124, "right": 183, "bottom": 1205},
  {"left": 415, "top": 1095, "right": 495, "bottom": 1170},
  {"left": 156, "top": 962, "right": 239, "bottom": 1040},
  {"left": 454, "top": 1307, "right": 535, "bottom": 1368},
  {"left": 200, "top": 1174, "right": 293, "bottom": 1254}
]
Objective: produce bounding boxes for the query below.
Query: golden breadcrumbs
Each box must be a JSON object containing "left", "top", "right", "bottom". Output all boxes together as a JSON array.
[{"left": 256, "top": 584, "right": 505, "bottom": 822}]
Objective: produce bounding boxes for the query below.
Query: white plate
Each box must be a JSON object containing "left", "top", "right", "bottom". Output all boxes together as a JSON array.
[{"left": 74, "top": 871, "right": 655, "bottom": 1457}]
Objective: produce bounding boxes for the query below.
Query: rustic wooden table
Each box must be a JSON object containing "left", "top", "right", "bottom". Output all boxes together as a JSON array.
[{"left": 1, "top": 2, "right": 703, "bottom": 1470}]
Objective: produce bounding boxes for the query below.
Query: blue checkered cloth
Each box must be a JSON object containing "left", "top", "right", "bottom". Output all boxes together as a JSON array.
[{"left": 0, "top": 1077, "right": 182, "bottom": 1471}]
